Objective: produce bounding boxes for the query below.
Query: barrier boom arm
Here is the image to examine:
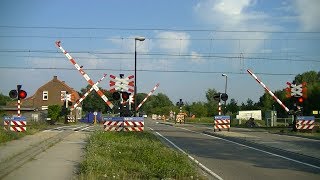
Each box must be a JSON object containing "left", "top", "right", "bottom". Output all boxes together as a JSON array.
[
  {"left": 71, "top": 73, "right": 107, "bottom": 110},
  {"left": 247, "top": 69, "right": 289, "bottom": 112},
  {"left": 55, "top": 41, "right": 114, "bottom": 109},
  {"left": 136, "top": 83, "right": 160, "bottom": 111}
]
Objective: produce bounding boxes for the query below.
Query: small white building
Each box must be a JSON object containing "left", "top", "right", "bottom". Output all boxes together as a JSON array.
[{"left": 236, "top": 110, "right": 262, "bottom": 120}]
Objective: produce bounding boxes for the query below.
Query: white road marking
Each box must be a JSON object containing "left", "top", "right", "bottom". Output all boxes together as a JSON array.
[
  {"left": 149, "top": 127, "right": 224, "bottom": 180},
  {"left": 178, "top": 127, "right": 320, "bottom": 170}
]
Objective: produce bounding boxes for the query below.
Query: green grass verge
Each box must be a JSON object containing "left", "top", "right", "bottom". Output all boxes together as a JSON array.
[
  {"left": 79, "top": 131, "right": 205, "bottom": 179},
  {"left": 262, "top": 127, "right": 320, "bottom": 140}
]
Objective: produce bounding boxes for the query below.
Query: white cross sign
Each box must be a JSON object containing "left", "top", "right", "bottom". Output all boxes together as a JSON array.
[
  {"left": 109, "top": 75, "right": 134, "bottom": 93},
  {"left": 291, "top": 84, "right": 303, "bottom": 97}
]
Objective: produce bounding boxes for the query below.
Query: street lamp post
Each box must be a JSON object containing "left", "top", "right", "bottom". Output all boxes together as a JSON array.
[
  {"left": 134, "top": 37, "right": 145, "bottom": 117},
  {"left": 222, "top": 73, "right": 228, "bottom": 114}
]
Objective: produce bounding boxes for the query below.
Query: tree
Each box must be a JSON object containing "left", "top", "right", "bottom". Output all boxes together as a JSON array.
[
  {"left": 137, "top": 93, "right": 173, "bottom": 115},
  {"left": 189, "top": 102, "right": 208, "bottom": 117},
  {"left": 81, "top": 85, "right": 113, "bottom": 113},
  {"left": 227, "top": 98, "right": 239, "bottom": 115},
  {"left": 48, "top": 105, "right": 62, "bottom": 121},
  {"left": 0, "top": 93, "right": 12, "bottom": 106},
  {"left": 205, "top": 88, "right": 219, "bottom": 116},
  {"left": 294, "top": 71, "right": 319, "bottom": 84},
  {"left": 240, "top": 98, "right": 257, "bottom": 110}
]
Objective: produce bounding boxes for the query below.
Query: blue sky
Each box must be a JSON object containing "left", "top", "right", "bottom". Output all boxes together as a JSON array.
[{"left": 0, "top": 0, "right": 319, "bottom": 105}]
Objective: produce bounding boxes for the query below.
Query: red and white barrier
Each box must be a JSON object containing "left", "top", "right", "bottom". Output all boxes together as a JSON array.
[
  {"left": 71, "top": 73, "right": 107, "bottom": 110},
  {"left": 218, "top": 102, "right": 222, "bottom": 115},
  {"left": 136, "top": 83, "right": 160, "bottom": 111},
  {"left": 55, "top": 41, "right": 114, "bottom": 109},
  {"left": 247, "top": 69, "right": 290, "bottom": 112},
  {"left": 17, "top": 99, "right": 21, "bottom": 117}
]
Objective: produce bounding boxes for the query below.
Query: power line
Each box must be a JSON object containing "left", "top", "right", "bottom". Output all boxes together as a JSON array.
[
  {"left": 1, "top": 35, "right": 319, "bottom": 41},
  {"left": 0, "top": 50, "right": 319, "bottom": 62},
  {"left": 0, "top": 66, "right": 298, "bottom": 75},
  {"left": 1, "top": 25, "right": 320, "bottom": 33}
]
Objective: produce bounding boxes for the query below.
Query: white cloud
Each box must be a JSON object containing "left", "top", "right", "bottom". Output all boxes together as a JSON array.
[
  {"left": 190, "top": 51, "right": 204, "bottom": 63},
  {"left": 193, "top": 0, "right": 278, "bottom": 59},
  {"left": 293, "top": 0, "right": 320, "bottom": 31},
  {"left": 194, "top": 0, "right": 264, "bottom": 28},
  {"left": 155, "top": 31, "right": 190, "bottom": 54}
]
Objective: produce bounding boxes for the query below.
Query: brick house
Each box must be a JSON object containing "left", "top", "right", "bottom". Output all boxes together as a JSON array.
[{"left": 5, "top": 76, "right": 82, "bottom": 120}]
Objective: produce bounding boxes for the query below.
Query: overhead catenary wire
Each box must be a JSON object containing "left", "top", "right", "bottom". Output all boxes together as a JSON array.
[
  {"left": 1, "top": 25, "right": 320, "bottom": 33},
  {"left": 0, "top": 50, "right": 319, "bottom": 62},
  {"left": 0, "top": 66, "right": 299, "bottom": 76}
]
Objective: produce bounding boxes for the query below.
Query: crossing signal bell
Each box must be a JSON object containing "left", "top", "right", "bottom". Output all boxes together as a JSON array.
[{"left": 9, "top": 85, "right": 27, "bottom": 100}]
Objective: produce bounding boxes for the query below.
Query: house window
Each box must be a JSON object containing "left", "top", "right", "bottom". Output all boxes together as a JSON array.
[{"left": 43, "top": 91, "right": 48, "bottom": 100}]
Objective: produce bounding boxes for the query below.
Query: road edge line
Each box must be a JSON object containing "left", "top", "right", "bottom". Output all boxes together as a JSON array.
[{"left": 149, "top": 127, "right": 223, "bottom": 180}]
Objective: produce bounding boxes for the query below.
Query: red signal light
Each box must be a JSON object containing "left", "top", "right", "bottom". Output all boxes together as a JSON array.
[
  {"left": 18, "top": 90, "right": 27, "bottom": 99},
  {"left": 121, "top": 92, "right": 130, "bottom": 101},
  {"left": 298, "top": 97, "right": 303, "bottom": 103}
]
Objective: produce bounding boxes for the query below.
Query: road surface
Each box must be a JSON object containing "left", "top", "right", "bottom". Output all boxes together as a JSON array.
[{"left": 146, "top": 119, "right": 320, "bottom": 180}]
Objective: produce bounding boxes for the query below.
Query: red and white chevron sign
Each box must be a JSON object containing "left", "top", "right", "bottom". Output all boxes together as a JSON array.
[
  {"left": 104, "top": 121, "right": 123, "bottom": 131},
  {"left": 10, "top": 120, "right": 27, "bottom": 132},
  {"left": 296, "top": 116, "right": 315, "bottom": 130},
  {"left": 123, "top": 121, "right": 144, "bottom": 131},
  {"left": 109, "top": 75, "right": 134, "bottom": 93},
  {"left": 214, "top": 116, "right": 230, "bottom": 132}
]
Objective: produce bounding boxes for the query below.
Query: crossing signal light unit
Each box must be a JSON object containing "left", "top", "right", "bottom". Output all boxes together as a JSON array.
[
  {"left": 9, "top": 85, "right": 27, "bottom": 100},
  {"left": 9, "top": 90, "right": 18, "bottom": 99},
  {"left": 112, "top": 91, "right": 131, "bottom": 101},
  {"left": 213, "top": 93, "right": 221, "bottom": 101},
  {"left": 18, "top": 90, "right": 27, "bottom": 99},
  {"left": 121, "top": 92, "right": 130, "bottom": 101},
  {"left": 112, "top": 92, "right": 120, "bottom": 100}
]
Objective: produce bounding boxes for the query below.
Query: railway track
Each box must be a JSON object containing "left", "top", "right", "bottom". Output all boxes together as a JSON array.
[{"left": 0, "top": 125, "right": 92, "bottom": 179}]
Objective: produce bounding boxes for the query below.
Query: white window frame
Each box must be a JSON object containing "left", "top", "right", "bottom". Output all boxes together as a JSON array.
[{"left": 43, "top": 91, "right": 48, "bottom": 100}]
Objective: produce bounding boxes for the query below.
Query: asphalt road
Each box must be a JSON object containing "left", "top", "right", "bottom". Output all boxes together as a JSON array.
[{"left": 146, "top": 119, "right": 320, "bottom": 180}]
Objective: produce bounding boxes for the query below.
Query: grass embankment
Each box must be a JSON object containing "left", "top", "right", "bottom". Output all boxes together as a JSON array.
[
  {"left": 79, "top": 131, "right": 205, "bottom": 179},
  {"left": 0, "top": 121, "right": 54, "bottom": 144}
]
